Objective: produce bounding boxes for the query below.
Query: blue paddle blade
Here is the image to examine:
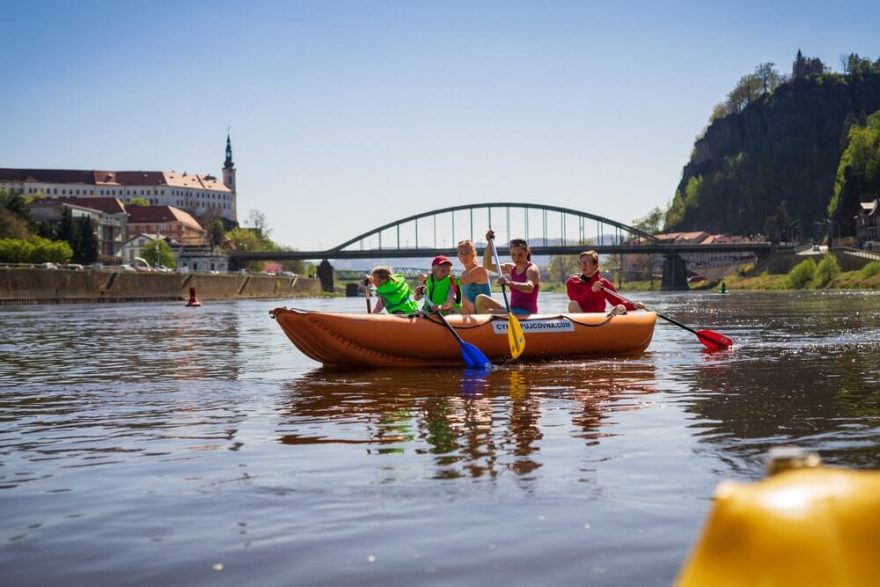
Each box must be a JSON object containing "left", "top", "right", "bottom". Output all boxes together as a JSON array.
[{"left": 460, "top": 342, "right": 494, "bottom": 371}]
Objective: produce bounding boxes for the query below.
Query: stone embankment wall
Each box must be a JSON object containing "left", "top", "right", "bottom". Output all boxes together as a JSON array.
[{"left": 0, "top": 268, "right": 321, "bottom": 304}]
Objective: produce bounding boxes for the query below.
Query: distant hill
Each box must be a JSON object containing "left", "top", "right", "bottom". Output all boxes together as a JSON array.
[{"left": 666, "top": 52, "right": 880, "bottom": 242}]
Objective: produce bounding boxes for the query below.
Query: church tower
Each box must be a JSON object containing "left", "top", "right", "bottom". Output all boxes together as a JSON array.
[{"left": 222, "top": 131, "right": 236, "bottom": 192}]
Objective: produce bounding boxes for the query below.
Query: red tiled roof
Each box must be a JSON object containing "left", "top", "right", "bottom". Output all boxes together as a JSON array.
[
  {"left": 655, "top": 231, "right": 710, "bottom": 243},
  {"left": 163, "top": 171, "right": 231, "bottom": 192},
  {"left": 44, "top": 196, "right": 128, "bottom": 214},
  {"left": 127, "top": 205, "right": 204, "bottom": 232},
  {"left": 92, "top": 170, "right": 168, "bottom": 186},
  {"left": 0, "top": 168, "right": 95, "bottom": 184},
  {"left": 1, "top": 168, "right": 228, "bottom": 191}
]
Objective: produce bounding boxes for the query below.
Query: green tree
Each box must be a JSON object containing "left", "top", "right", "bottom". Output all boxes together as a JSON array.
[
  {"left": 128, "top": 197, "right": 150, "bottom": 206},
  {"left": 56, "top": 207, "right": 78, "bottom": 250},
  {"left": 812, "top": 254, "right": 841, "bottom": 287},
  {"left": 210, "top": 219, "right": 225, "bottom": 249},
  {"left": 787, "top": 258, "right": 817, "bottom": 289},
  {"left": 0, "top": 237, "right": 72, "bottom": 264},
  {"left": 247, "top": 209, "right": 271, "bottom": 240},
  {"left": 709, "top": 103, "right": 728, "bottom": 123},
  {"left": 0, "top": 189, "right": 32, "bottom": 223},
  {"left": 142, "top": 239, "right": 176, "bottom": 268},
  {"left": 0, "top": 208, "right": 30, "bottom": 239},
  {"left": 860, "top": 261, "right": 880, "bottom": 278},
  {"left": 0, "top": 238, "right": 31, "bottom": 263},
  {"left": 75, "top": 216, "right": 99, "bottom": 264},
  {"left": 226, "top": 227, "right": 269, "bottom": 271},
  {"left": 631, "top": 207, "right": 665, "bottom": 235},
  {"left": 828, "top": 110, "right": 880, "bottom": 225},
  {"left": 754, "top": 62, "right": 782, "bottom": 94},
  {"left": 726, "top": 74, "right": 763, "bottom": 114}
]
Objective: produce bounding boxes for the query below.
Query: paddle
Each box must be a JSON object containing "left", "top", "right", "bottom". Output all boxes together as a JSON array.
[
  {"left": 489, "top": 235, "right": 525, "bottom": 359},
  {"left": 599, "top": 286, "right": 732, "bottom": 350},
  {"left": 363, "top": 277, "right": 372, "bottom": 313},
  {"left": 430, "top": 307, "right": 493, "bottom": 370}
]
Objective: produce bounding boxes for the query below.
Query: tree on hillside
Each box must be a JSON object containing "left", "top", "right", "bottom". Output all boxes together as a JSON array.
[
  {"left": 840, "top": 54, "right": 877, "bottom": 80},
  {"left": 828, "top": 110, "right": 880, "bottom": 234},
  {"left": 722, "top": 63, "right": 783, "bottom": 116},
  {"left": 726, "top": 74, "right": 761, "bottom": 114},
  {"left": 669, "top": 54, "right": 880, "bottom": 238},
  {"left": 709, "top": 103, "right": 728, "bottom": 123},
  {"left": 754, "top": 62, "right": 783, "bottom": 94}
]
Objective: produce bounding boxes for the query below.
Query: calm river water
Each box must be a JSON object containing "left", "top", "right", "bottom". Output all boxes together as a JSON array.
[{"left": 2, "top": 291, "right": 880, "bottom": 586}]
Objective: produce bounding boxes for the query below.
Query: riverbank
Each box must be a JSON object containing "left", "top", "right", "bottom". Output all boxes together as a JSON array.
[
  {"left": 0, "top": 267, "right": 321, "bottom": 304},
  {"left": 610, "top": 270, "right": 880, "bottom": 292}
]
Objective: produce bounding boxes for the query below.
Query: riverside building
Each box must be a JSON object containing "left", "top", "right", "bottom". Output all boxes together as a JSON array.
[{"left": 0, "top": 134, "right": 238, "bottom": 223}]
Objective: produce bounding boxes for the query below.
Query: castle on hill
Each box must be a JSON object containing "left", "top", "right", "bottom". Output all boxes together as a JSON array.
[{"left": 0, "top": 134, "right": 238, "bottom": 223}]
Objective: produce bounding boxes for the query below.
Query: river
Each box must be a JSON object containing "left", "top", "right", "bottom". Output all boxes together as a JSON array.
[{"left": 1, "top": 291, "right": 879, "bottom": 586}]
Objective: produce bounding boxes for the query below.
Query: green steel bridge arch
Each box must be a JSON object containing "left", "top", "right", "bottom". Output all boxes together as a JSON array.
[{"left": 329, "top": 202, "right": 657, "bottom": 254}]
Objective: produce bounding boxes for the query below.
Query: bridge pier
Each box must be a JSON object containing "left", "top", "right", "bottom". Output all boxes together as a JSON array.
[
  {"left": 317, "top": 259, "right": 335, "bottom": 292},
  {"left": 661, "top": 254, "right": 689, "bottom": 291}
]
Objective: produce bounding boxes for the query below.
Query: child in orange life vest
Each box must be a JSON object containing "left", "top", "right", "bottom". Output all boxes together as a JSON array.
[{"left": 413, "top": 255, "right": 462, "bottom": 314}]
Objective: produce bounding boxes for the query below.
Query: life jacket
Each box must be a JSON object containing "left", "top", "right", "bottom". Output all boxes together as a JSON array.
[
  {"left": 425, "top": 274, "right": 462, "bottom": 314},
  {"left": 376, "top": 275, "right": 419, "bottom": 314}
]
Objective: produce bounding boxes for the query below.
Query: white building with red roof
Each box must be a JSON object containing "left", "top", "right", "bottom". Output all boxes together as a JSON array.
[
  {"left": 0, "top": 134, "right": 238, "bottom": 222},
  {"left": 126, "top": 205, "right": 208, "bottom": 247}
]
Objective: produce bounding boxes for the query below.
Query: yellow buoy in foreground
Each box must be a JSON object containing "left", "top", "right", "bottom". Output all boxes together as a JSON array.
[{"left": 675, "top": 448, "right": 880, "bottom": 587}]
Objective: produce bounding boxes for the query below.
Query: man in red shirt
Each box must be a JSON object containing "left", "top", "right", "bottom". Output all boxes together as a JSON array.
[{"left": 566, "top": 250, "right": 645, "bottom": 314}]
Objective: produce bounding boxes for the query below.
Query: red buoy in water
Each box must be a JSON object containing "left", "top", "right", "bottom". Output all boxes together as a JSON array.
[{"left": 186, "top": 287, "right": 202, "bottom": 307}]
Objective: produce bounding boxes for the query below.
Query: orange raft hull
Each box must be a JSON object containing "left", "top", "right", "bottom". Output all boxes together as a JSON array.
[{"left": 271, "top": 308, "right": 657, "bottom": 368}]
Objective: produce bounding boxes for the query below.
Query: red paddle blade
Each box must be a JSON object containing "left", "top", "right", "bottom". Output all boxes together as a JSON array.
[{"left": 696, "top": 329, "right": 732, "bottom": 350}]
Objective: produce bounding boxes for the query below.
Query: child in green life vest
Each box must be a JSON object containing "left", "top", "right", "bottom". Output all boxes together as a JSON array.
[
  {"left": 366, "top": 266, "right": 420, "bottom": 314},
  {"left": 414, "top": 255, "right": 462, "bottom": 315}
]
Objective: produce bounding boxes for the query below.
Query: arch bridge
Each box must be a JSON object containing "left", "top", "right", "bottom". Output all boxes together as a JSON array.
[{"left": 229, "top": 202, "right": 771, "bottom": 290}]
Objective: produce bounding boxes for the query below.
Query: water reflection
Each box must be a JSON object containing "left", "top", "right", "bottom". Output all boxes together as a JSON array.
[
  {"left": 277, "top": 361, "right": 657, "bottom": 480},
  {"left": 0, "top": 303, "right": 248, "bottom": 384},
  {"left": 667, "top": 294, "right": 880, "bottom": 474}
]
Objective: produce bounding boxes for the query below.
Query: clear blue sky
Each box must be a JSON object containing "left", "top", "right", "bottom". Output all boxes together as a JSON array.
[{"left": 2, "top": 0, "right": 878, "bottom": 249}]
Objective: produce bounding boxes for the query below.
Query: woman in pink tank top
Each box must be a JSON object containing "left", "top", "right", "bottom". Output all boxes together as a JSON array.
[{"left": 474, "top": 231, "right": 541, "bottom": 315}]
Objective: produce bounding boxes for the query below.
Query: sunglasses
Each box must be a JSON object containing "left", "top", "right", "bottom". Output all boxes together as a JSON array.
[{"left": 509, "top": 239, "right": 528, "bottom": 247}]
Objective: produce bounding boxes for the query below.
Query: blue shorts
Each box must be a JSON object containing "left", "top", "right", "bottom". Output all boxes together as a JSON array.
[{"left": 511, "top": 307, "right": 531, "bottom": 316}]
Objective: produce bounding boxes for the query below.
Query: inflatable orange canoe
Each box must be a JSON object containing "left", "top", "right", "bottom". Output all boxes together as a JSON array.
[{"left": 270, "top": 308, "right": 656, "bottom": 368}]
